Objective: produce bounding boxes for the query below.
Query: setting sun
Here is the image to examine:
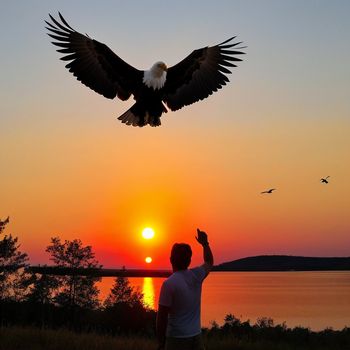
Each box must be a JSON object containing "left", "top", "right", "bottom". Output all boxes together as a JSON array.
[
  {"left": 145, "top": 256, "right": 152, "bottom": 264},
  {"left": 142, "top": 227, "right": 155, "bottom": 240}
]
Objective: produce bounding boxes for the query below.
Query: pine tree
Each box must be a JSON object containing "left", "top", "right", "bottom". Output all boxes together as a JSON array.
[
  {"left": 104, "top": 275, "right": 143, "bottom": 308},
  {"left": 0, "top": 217, "right": 29, "bottom": 301}
]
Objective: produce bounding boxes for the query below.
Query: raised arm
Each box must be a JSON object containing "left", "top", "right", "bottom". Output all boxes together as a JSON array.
[{"left": 196, "top": 228, "right": 214, "bottom": 273}]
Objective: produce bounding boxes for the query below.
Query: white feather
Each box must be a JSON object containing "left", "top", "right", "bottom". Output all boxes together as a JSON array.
[{"left": 143, "top": 62, "right": 167, "bottom": 90}]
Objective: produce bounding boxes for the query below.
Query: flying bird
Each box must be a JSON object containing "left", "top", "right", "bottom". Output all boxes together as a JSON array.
[
  {"left": 261, "top": 189, "right": 276, "bottom": 194},
  {"left": 45, "top": 13, "right": 245, "bottom": 127},
  {"left": 320, "top": 176, "right": 330, "bottom": 184}
]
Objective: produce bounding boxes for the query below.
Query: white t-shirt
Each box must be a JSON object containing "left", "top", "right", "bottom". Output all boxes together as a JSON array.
[{"left": 159, "top": 265, "right": 208, "bottom": 338}]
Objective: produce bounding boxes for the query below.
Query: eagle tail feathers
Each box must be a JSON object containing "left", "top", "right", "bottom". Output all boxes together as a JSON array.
[
  {"left": 117, "top": 102, "right": 166, "bottom": 127},
  {"left": 117, "top": 109, "right": 141, "bottom": 127}
]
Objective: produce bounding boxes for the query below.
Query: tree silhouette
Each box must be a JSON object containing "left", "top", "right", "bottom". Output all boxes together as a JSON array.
[
  {"left": 104, "top": 275, "right": 143, "bottom": 308},
  {"left": 103, "top": 275, "right": 156, "bottom": 334},
  {"left": 0, "top": 217, "right": 29, "bottom": 301},
  {"left": 46, "top": 237, "right": 102, "bottom": 309},
  {"left": 0, "top": 216, "right": 9, "bottom": 234},
  {"left": 26, "top": 271, "right": 59, "bottom": 305}
]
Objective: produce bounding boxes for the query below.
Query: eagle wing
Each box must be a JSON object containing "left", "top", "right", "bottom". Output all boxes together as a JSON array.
[
  {"left": 163, "top": 37, "right": 245, "bottom": 111},
  {"left": 46, "top": 13, "right": 142, "bottom": 100}
]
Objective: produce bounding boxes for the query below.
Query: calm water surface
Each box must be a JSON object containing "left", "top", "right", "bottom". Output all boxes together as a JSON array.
[{"left": 98, "top": 271, "right": 350, "bottom": 330}]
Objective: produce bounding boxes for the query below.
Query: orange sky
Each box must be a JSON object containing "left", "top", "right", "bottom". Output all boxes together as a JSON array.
[{"left": 1, "top": 1, "right": 350, "bottom": 268}]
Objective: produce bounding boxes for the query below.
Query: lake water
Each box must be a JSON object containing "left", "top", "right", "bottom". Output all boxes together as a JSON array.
[{"left": 97, "top": 271, "right": 350, "bottom": 331}]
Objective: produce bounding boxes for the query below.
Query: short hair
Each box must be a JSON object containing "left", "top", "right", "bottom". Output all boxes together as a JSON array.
[{"left": 170, "top": 243, "right": 192, "bottom": 270}]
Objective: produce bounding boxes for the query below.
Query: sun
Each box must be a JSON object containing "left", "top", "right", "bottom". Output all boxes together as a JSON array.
[
  {"left": 145, "top": 256, "right": 152, "bottom": 264},
  {"left": 142, "top": 227, "right": 155, "bottom": 240}
]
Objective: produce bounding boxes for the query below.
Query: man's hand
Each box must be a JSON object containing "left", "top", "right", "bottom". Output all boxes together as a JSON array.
[
  {"left": 196, "top": 228, "right": 213, "bottom": 273},
  {"left": 196, "top": 228, "right": 209, "bottom": 246}
]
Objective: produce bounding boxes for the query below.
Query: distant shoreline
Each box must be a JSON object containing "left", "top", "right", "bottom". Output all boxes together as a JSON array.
[
  {"left": 28, "top": 266, "right": 172, "bottom": 277},
  {"left": 28, "top": 255, "right": 350, "bottom": 277},
  {"left": 214, "top": 255, "right": 350, "bottom": 272}
]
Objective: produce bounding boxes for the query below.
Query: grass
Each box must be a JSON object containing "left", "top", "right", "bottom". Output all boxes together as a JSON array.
[
  {"left": 1, "top": 325, "right": 349, "bottom": 350},
  {"left": 0, "top": 327, "right": 156, "bottom": 350}
]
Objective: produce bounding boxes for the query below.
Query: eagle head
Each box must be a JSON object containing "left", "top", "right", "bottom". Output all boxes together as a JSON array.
[{"left": 143, "top": 61, "right": 167, "bottom": 90}]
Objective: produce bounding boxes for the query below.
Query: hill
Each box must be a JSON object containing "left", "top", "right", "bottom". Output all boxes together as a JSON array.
[{"left": 214, "top": 255, "right": 350, "bottom": 271}]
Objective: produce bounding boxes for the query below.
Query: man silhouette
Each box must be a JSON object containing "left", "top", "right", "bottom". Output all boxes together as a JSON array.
[{"left": 156, "top": 229, "right": 214, "bottom": 350}]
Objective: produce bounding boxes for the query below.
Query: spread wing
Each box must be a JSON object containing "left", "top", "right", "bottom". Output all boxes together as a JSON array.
[
  {"left": 163, "top": 37, "right": 245, "bottom": 111},
  {"left": 46, "top": 13, "right": 142, "bottom": 100}
]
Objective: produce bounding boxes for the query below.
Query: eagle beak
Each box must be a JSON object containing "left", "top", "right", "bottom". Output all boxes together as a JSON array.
[{"left": 163, "top": 63, "right": 168, "bottom": 71}]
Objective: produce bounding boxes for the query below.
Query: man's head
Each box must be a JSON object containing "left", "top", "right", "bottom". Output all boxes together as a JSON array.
[{"left": 170, "top": 243, "right": 192, "bottom": 271}]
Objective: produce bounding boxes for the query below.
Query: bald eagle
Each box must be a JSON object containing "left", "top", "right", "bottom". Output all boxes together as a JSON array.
[{"left": 46, "top": 13, "right": 245, "bottom": 127}]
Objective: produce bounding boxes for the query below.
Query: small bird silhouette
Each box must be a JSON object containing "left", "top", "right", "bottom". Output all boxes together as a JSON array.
[
  {"left": 320, "top": 176, "right": 330, "bottom": 184},
  {"left": 261, "top": 188, "right": 276, "bottom": 194}
]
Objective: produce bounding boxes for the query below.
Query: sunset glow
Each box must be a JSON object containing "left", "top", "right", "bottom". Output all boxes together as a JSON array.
[
  {"left": 0, "top": 1, "right": 349, "bottom": 270},
  {"left": 145, "top": 257, "right": 152, "bottom": 264},
  {"left": 142, "top": 277, "right": 155, "bottom": 309},
  {"left": 142, "top": 228, "right": 155, "bottom": 240}
]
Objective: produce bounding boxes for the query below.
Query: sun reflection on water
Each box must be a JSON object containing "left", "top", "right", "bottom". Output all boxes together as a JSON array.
[{"left": 142, "top": 277, "right": 155, "bottom": 309}]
